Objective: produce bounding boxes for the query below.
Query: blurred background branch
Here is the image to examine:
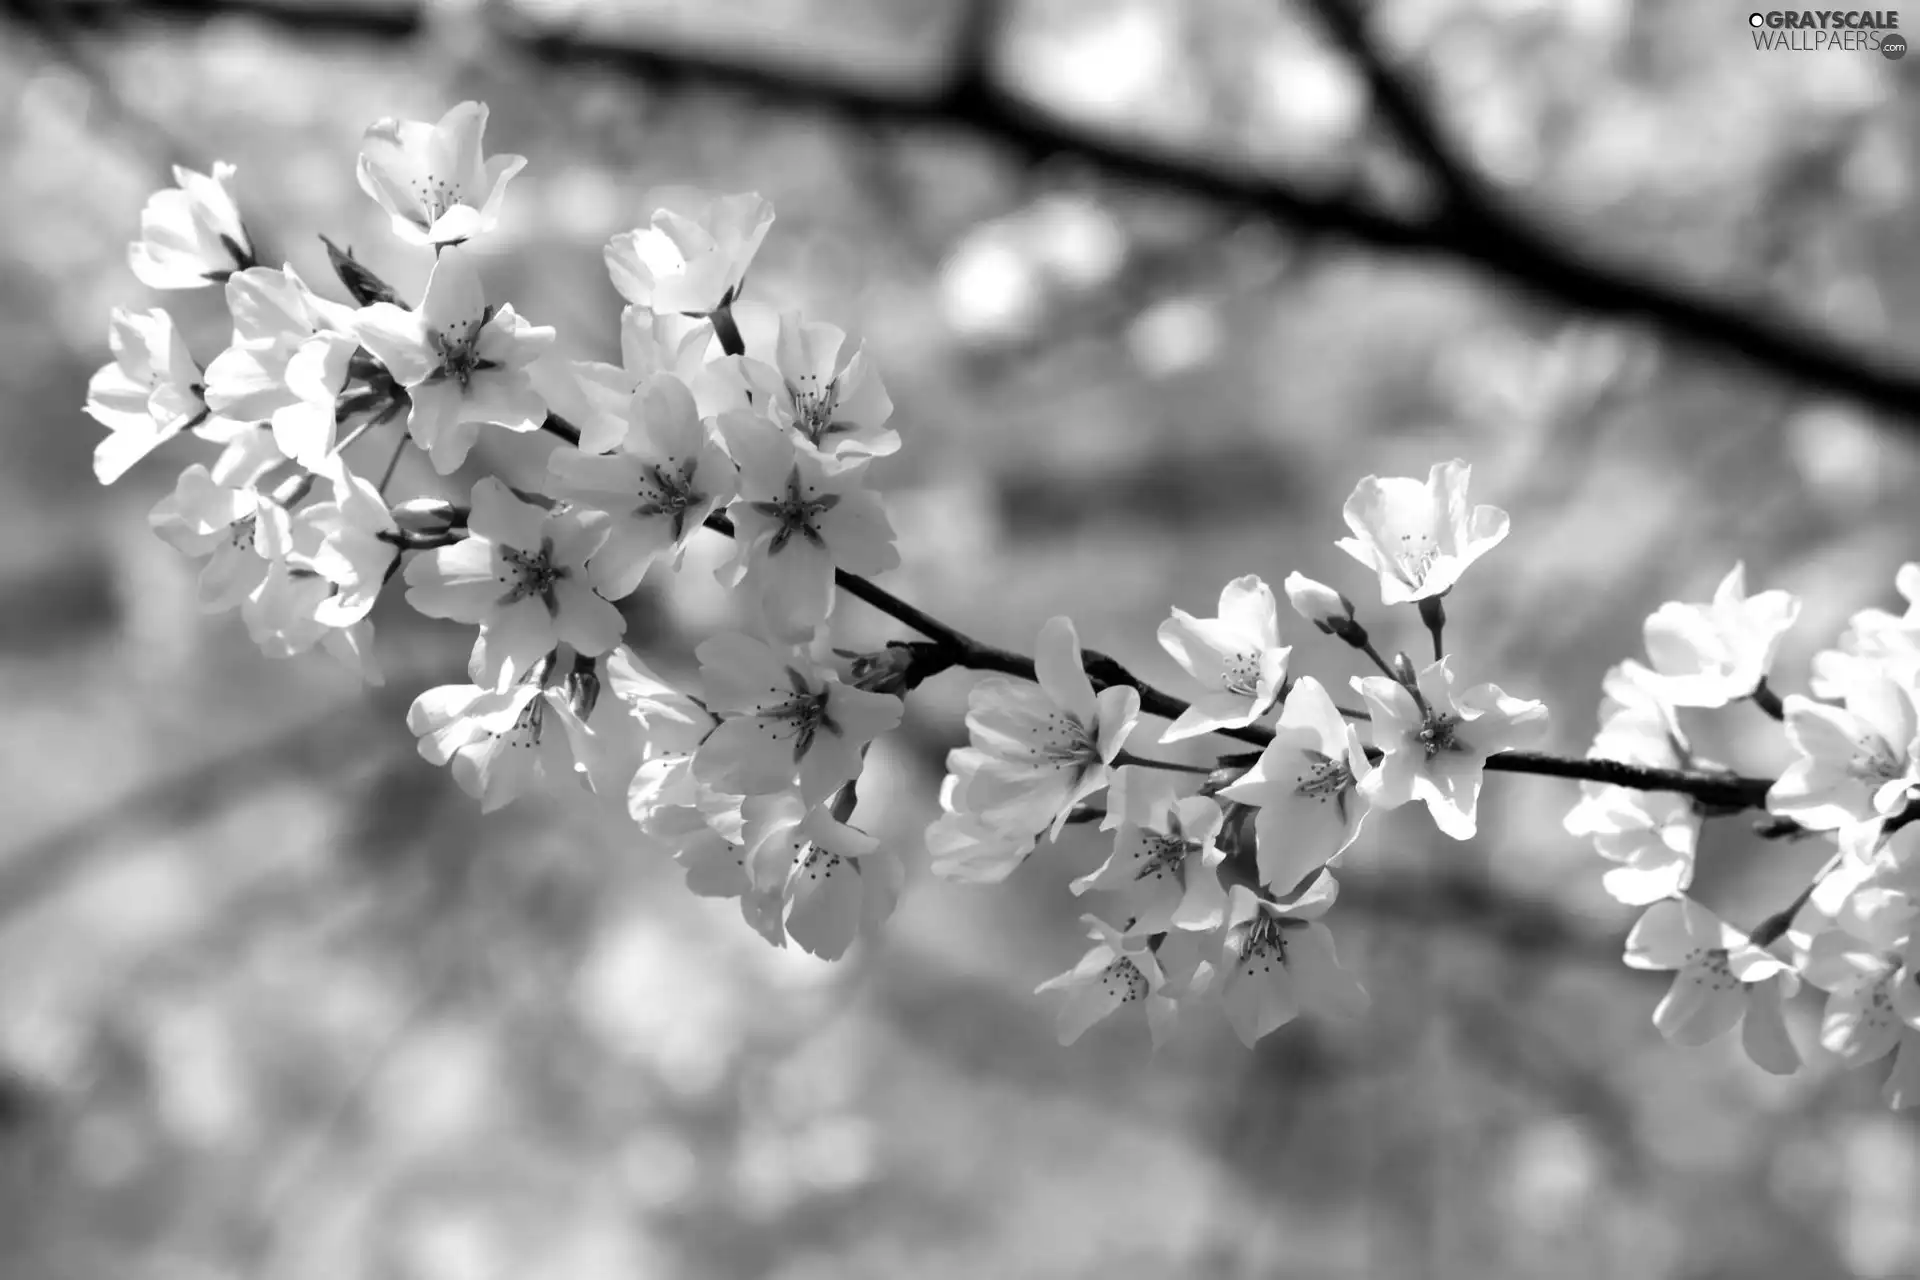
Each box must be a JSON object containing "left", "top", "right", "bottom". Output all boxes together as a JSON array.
[{"left": 11, "top": 0, "right": 1920, "bottom": 421}]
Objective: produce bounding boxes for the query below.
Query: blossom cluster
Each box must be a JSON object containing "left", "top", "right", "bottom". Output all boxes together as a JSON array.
[
  {"left": 85, "top": 103, "right": 1920, "bottom": 1106},
  {"left": 90, "top": 102, "right": 906, "bottom": 960},
  {"left": 1567, "top": 563, "right": 1920, "bottom": 1105},
  {"left": 933, "top": 460, "right": 1548, "bottom": 1047}
]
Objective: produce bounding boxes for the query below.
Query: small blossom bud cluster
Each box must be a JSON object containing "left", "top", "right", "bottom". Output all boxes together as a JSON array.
[{"left": 1570, "top": 562, "right": 1920, "bottom": 1104}]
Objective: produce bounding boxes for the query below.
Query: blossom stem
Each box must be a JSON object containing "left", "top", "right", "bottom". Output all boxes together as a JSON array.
[
  {"left": 329, "top": 415, "right": 380, "bottom": 457},
  {"left": 375, "top": 431, "right": 410, "bottom": 496},
  {"left": 1357, "top": 637, "right": 1400, "bottom": 682},
  {"left": 1112, "top": 751, "right": 1215, "bottom": 776},
  {"left": 540, "top": 412, "right": 582, "bottom": 446},
  {"left": 1749, "top": 679, "right": 1786, "bottom": 721},
  {"left": 1417, "top": 594, "right": 1445, "bottom": 662},
  {"left": 711, "top": 303, "right": 746, "bottom": 359},
  {"left": 1748, "top": 848, "right": 1845, "bottom": 948}
]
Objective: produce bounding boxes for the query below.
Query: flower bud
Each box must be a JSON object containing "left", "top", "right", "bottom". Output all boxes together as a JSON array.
[
  {"left": 390, "top": 497, "right": 463, "bottom": 534},
  {"left": 1284, "top": 572, "right": 1364, "bottom": 644},
  {"left": 565, "top": 652, "right": 601, "bottom": 722},
  {"left": 844, "top": 641, "right": 951, "bottom": 695}
]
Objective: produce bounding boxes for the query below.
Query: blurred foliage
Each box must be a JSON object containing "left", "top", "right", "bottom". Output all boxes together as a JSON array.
[{"left": 3, "top": 0, "right": 1920, "bottom": 1277}]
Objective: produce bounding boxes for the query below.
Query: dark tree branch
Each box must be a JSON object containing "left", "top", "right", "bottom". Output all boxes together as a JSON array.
[
  {"left": 17, "top": 0, "right": 1920, "bottom": 420},
  {"left": 1295, "top": 0, "right": 1490, "bottom": 214}
]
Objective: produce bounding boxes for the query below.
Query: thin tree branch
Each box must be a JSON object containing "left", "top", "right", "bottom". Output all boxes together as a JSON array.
[{"left": 19, "top": 0, "right": 1920, "bottom": 420}]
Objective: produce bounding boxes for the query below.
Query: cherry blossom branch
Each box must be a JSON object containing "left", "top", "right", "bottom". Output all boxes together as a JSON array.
[
  {"left": 23, "top": 0, "right": 1920, "bottom": 422},
  {"left": 693, "top": 510, "right": 1275, "bottom": 749},
  {"left": 1480, "top": 751, "right": 1771, "bottom": 810}
]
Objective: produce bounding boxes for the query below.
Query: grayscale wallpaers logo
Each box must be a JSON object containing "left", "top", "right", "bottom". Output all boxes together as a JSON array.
[{"left": 1749, "top": 10, "right": 1907, "bottom": 56}]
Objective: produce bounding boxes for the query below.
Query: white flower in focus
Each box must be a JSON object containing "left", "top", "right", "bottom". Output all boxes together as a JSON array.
[
  {"left": 546, "top": 375, "right": 739, "bottom": 599},
  {"left": 1642, "top": 563, "right": 1801, "bottom": 708},
  {"left": 86, "top": 308, "right": 214, "bottom": 484},
  {"left": 148, "top": 463, "right": 291, "bottom": 613},
  {"left": 1155, "top": 574, "right": 1290, "bottom": 742},
  {"left": 1563, "top": 785, "right": 1699, "bottom": 905},
  {"left": 1768, "top": 666, "right": 1920, "bottom": 832},
  {"left": 1069, "top": 767, "right": 1227, "bottom": 933},
  {"left": 1354, "top": 658, "right": 1548, "bottom": 840},
  {"left": 408, "top": 680, "right": 585, "bottom": 813},
  {"left": 1623, "top": 897, "right": 1801, "bottom": 1074},
  {"left": 961, "top": 616, "right": 1142, "bottom": 840},
  {"left": 924, "top": 751, "right": 1041, "bottom": 884},
  {"left": 356, "top": 102, "right": 526, "bottom": 247},
  {"left": 1335, "top": 459, "right": 1509, "bottom": 605},
  {"left": 1218, "top": 872, "right": 1369, "bottom": 1049},
  {"left": 1221, "top": 675, "right": 1373, "bottom": 892},
  {"left": 691, "top": 633, "right": 903, "bottom": 805},
  {"left": 1035, "top": 915, "right": 1179, "bottom": 1047},
  {"left": 129, "top": 162, "right": 254, "bottom": 288},
  {"left": 352, "top": 245, "right": 555, "bottom": 474},
  {"left": 605, "top": 192, "right": 775, "bottom": 315},
  {"left": 706, "top": 304, "right": 898, "bottom": 461},
  {"left": 718, "top": 417, "right": 898, "bottom": 637},
  {"left": 403, "top": 478, "right": 625, "bottom": 690}
]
